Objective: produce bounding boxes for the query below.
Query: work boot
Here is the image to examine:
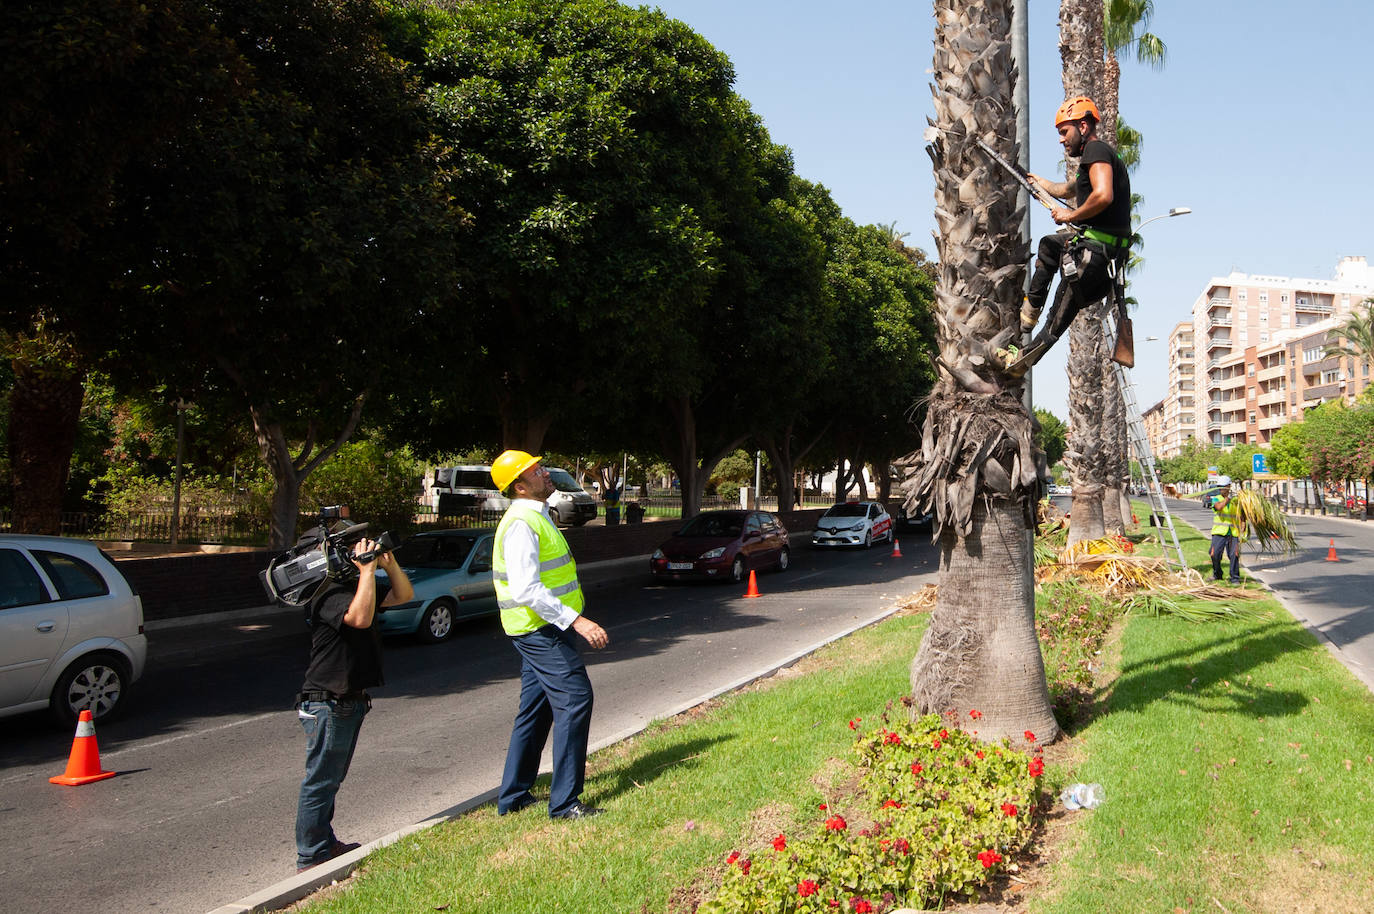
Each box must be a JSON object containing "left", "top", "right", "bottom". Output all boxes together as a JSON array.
[{"left": 1019, "top": 297, "right": 1043, "bottom": 333}]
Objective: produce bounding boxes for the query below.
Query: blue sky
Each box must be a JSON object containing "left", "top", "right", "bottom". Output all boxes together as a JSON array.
[{"left": 644, "top": 0, "right": 1374, "bottom": 421}]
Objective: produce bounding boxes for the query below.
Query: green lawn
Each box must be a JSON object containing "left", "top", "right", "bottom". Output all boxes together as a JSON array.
[{"left": 292, "top": 509, "right": 1374, "bottom": 914}]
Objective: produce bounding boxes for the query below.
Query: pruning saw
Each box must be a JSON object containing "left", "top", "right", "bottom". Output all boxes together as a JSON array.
[{"left": 973, "top": 138, "right": 1068, "bottom": 215}]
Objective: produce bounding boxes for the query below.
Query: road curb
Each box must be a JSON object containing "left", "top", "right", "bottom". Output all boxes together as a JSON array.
[{"left": 205, "top": 599, "right": 905, "bottom": 914}]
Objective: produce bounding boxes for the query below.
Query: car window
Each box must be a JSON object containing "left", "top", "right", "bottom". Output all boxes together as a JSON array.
[
  {"left": 823, "top": 504, "right": 866, "bottom": 518},
  {"left": 869, "top": 505, "right": 880, "bottom": 519},
  {"left": 32, "top": 550, "right": 109, "bottom": 601},
  {"left": 546, "top": 469, "right": 587, "bottom": 494},
  {"left": 469, "top": 538, "right": 494, "bottom": 569},
  {"left": 0, "top": 548, "right": 51, "bottom": 608},
  {"left": 680, "top": 513, "right": 744, "bottom": 537},
  {"left": 744, "top": 515, "right": 761, "bottom": 535}
]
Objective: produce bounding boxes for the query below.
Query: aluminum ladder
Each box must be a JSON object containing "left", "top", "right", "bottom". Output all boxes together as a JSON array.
[{"left": 1103, "top": 310, "right": 1187, "bottom": 568}]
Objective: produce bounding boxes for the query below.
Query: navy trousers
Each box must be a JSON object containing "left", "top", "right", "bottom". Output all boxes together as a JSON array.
[
  {"left": 498, "top": 624, "right": 594, "bottom": 816},
  {"left": 1210, "top": 533, "right": 1240, "bottom": 583}
]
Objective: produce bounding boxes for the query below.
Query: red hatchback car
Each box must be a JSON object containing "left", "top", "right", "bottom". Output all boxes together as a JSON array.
[{"left": 650, "top": 510, "right": 790, "bottom": 584}]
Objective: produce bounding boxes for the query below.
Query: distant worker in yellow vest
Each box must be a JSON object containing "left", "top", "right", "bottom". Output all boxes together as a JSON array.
[
  {"left": 491, "top": 449, "right": 610, "bottom": 819},
  {"left": 1208, "top": 476, "right": 1241, "bottom": 585}
]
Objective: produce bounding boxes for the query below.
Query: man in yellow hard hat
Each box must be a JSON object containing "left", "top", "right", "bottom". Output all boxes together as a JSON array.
[
  {"left": 1208, "top": 476, "right": 1241, "bottom": 585},
  {"left": 999, "top": 95, "right": 1132, "bottom": 376},
  {"left": 490, "top": 449, "right": 610, "bottom": 819}
]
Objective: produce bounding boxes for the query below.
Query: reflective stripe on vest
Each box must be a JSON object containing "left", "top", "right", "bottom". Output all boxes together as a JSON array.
[
  {"left": 1211, "top": 498, "right": 1240, "bottom": 537},
  {"left": 492, "top": 503, "right": 583, "bottom": 636}
]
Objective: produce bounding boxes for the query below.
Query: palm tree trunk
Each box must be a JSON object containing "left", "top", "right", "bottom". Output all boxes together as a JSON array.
[
  {"left": 904, "top": 0, "right": 1057, "bottom": 746},
  {"left": 1101, "top": 365, "right": 1127, "bottom": 533},
  {"left": 8, "top": 358, "right": 83, "bottom": 535},
  {"left": 1066, "top": 300, "right": 1107, "bottom": 545}
]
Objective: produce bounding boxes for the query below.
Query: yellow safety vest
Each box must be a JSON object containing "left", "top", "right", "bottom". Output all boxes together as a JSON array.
[
  {"left": 492, "top": 502, "right": 584, "bottom": 636},
  {"left": 1210, "top": 497, "right": 1240, "bottom": 537}
]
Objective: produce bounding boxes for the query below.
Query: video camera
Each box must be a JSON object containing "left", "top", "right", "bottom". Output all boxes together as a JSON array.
[{"left": 259, "top": 505, "right": 398, "bottom": 607}]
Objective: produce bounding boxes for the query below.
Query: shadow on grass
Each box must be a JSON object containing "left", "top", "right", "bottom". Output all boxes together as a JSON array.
[
  {"left": 594, "top": 735, "right": 728, "bottom": 805},
  {"left": 1099, "top": 620, "right": 1312, "bottom": 720}
]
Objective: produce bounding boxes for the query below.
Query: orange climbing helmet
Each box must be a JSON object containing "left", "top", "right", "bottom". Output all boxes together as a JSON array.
[{"left": 1054, "top": 96, "right": 1100, "bottom": 127}]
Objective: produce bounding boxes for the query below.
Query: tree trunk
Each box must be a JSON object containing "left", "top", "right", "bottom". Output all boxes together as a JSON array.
[
  {"left": 8, "top": 361, "right": 83, "bottom": 535},
  {"left": 660, "top": 395, "right": 746, "bottom": 519},
  {"left": 1101, "top": 365, "right": 1127, "bottom": 533},
  {"left": 906, "top": 0, "right": 1056, "bottom": 749},
  {"left": 910, "top": 498, "right": 1057, "bottom": 743},
  {"left": 1066, "top": 300, "right": 1107, "bottom": 545}
]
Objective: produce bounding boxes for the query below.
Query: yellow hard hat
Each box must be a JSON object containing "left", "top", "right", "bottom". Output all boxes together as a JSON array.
[{"left": 491, "top": 449, "right": 541, "bottom": 492}]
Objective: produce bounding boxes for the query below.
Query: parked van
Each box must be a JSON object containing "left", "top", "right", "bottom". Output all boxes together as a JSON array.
[{"left": 431, "top": 464, "right": 597, "bottom": 526}]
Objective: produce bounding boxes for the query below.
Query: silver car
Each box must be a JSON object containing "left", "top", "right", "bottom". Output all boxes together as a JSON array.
[{"left": 0, "top": 535, "right": 148, "bottom": 725}]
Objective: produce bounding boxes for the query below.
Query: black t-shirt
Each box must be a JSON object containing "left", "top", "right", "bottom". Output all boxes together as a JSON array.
[
  {"left": 300, "top": 578, "right": 388, "bottom": 696},
  {"left": 1074, "top": 138, "right": 1131, "bottom": 237}
]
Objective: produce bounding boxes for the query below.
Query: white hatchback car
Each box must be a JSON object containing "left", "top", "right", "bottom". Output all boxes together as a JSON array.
[
  {"left": 812, "top": 501, "right": 895, "bottom": 548},
  {"left": 0, "top": 535, "right": 147, "bottom": 725}
]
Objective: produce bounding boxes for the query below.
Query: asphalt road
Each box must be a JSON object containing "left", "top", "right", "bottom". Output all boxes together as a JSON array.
[
  {"left": 0, "top": 535, "right": 939, "bottom": 914},
  {"left": 1164, "top": 496, "right": 1374, "bottom": 690}
]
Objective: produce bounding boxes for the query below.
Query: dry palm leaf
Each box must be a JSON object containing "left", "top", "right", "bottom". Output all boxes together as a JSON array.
[{"left": 1229, "top": 489, "right": 1298, "bottom": 552}]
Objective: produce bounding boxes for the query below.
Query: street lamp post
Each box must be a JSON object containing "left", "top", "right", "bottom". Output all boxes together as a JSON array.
[{"left": 1137, "top": 206, "right": 1192, "bottom": 233}]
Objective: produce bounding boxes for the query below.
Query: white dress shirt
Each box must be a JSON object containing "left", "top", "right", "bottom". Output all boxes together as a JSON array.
[{"left": 499, "top": 498, "right": 580, "bottom": 630}]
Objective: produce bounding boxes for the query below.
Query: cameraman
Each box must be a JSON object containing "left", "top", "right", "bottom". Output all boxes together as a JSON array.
[{"left": 294, "top": 538, "right": 412, "bottom": 872}]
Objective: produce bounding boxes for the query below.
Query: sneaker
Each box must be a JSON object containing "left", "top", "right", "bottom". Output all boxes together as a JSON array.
[{"left": 297, "top": 840, "right": 362, "bottom": 872}]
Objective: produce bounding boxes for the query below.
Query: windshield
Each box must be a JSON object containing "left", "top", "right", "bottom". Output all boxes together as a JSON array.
[
  {"left": 546, "top": 468, "right": 587, "bottom": 494},
  {"left": 678, "top": 513, "right": 745, "bottom": 538},
  {"left": 396, "top": 534, "right": 476, "bottom": 569},
  {"left": 822, "top": 504, "right": 867, "bottom": 518}
]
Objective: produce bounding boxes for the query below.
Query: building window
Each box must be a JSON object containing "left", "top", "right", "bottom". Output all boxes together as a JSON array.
[
  {"left": 1280, "top": 313, "right": 1290, "bottom": 328},
  {"left": 1238, "top": 290, "right": 1247, "bottom": 302},
  {"left": 1303, "top": 347, "right": 1324, "bottom": 363},
  {"left": 1259, "top": 291, "right": 1269, "bottom": 303},
  {"left": 1321, "top": 369, "right": 1340, "bottom": 384},
  {"left": 1280, "top": 293, "right": 1290, "bottom": 304},
  {"left": 1259, "top": 311, "right": 1268, "bottom": 322},
  {"left": 1260, "top": 331, "right": 1270, "bottom": 343}
]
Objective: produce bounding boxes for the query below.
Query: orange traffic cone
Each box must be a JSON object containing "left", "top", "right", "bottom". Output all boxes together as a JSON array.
[
  {"left": 1325, "top": 539, "right": 1339, "bottom": 562},
  {"left": 50, "top": 710, "right": 116, "bottom": 786},
  {"left": 891, "top": 538, "right": 903, "bottom": 558},
  {"left": 743, "top": 569, "right": 761, "bottom": 598}
]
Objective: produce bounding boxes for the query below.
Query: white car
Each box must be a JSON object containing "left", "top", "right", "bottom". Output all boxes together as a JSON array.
[
  {"left": 812, "top": 501, "right": 895, "bottom": 548},
  {"left": 0, "top": 535, "right": 148, "bottom": 725}
]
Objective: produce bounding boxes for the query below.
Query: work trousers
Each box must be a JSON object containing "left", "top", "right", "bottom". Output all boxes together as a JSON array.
[
  {"left": 295, "top": 698, "right": 368, "bottom": 867},
  {"left": 498, "top": 624, "right": 594, "bottom": 817},
  {"left": 1210, "top": 533, "right": 1240, "bottom": 584},
  {"left": 1026, "top": 231, "right": 1123, "bottom": 353}
]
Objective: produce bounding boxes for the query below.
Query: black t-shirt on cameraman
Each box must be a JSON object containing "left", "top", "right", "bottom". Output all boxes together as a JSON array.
[{"left": 300, "top": 578, "right": 388, "bottom": 697}]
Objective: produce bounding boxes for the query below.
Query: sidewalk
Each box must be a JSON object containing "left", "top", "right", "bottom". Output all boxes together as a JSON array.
[{"left": 144, "top": 554, "right": 653, "bottom": 666}]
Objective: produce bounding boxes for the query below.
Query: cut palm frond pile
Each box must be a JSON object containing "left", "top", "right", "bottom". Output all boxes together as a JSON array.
[
  {"left": 1038, "top": 536, "right": 1267, "bottom": 622},
  {"left": 1230, "top": 488, "right": 1298, "bottom": 552}
]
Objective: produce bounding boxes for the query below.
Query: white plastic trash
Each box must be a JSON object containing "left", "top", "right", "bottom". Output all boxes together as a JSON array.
[{"left": 1060, "top": 782, "right": 1104, "bottom": 810}]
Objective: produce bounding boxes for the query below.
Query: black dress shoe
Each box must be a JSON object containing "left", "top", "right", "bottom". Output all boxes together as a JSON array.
[
  {"left": 551, "top": 801, "right": 604, "bottom": 820},
  {"left": 297, "top": 839, "right": 362, "bottom": 872},
  {"left": 498, "top": 794, "right": 539, "bottom": 815}
]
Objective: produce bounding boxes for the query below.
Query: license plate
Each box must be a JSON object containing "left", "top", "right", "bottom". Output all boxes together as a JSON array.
[{"left": 667, "top": 562, "right": 694, "bottom": 571}]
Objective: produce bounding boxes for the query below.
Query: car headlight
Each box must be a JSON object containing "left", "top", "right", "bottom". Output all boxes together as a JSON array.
[
  {"left": 652, "top": 548, "right": 665, "bottom": 560},
  {"left": 700, "top": 546, "right": 726, "bottom": 559},
  {"left": 846, "top": 522, "right": 866, "bottom": 531}
]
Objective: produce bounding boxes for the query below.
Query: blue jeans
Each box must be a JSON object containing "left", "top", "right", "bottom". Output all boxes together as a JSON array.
[
  {"left": 296, "top": 698, "right": 368, "bottom": 867},
  {"left": 498, "top": 625, "right": 594, "bottom": 816},
  {"left": 1210, "top": 533, "right": 1240, "bottom": 583}
]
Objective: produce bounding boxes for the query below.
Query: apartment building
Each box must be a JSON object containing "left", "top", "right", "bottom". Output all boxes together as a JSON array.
[
  {"left": 1178, "top": 256, "right": 1373, "bottom": 450},
  {"left": 1153, "top": 321, "right": 1196, "bottom": 457}
]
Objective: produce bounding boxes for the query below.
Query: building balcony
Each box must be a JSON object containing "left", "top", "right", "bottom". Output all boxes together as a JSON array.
[
  {"left": 1256, "top": 364, "right": 1284, "bottom": 381},
  {"left": 1256, "top": 390, "right": 1285, "bottom": 406},
  {"left": 1208, "top": 316, "right": 1232, "bottom": 329},
  {"left": 1222, "top": 421, "right": 1247, "bottom": 435},
  {"left": 1206, "top": 336, "right": 1234, "bottom": 351},
  {"left": 1208, "top": 297, "right": 1232, "bottom": 310},
  {"left": 1304, "top": 384, "right": 1340, "bottom": 401},
  {"left": 1295, "top": 300, "right": 1332, "bottom": 313},
  {"left": 1257, "top": 415, "right": 1284, "bottom": 431}
]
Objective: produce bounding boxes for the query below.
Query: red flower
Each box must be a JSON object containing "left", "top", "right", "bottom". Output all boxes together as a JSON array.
[
  {"left": 978, "top": 849, "right": 1004, "bottom": 868},
  {"left": 932, "top": 738, "right": 942, "bottom": 749},
  {"left": 882, "top": 799, "right": 902, "bottom": 809},
  {"left": 739, "top": 858, "right": 751, "bottom": 874},
  {"left": 726, "top": 851, "right": 740, "bottom": 865},
  {"left": 1028, "top": 757, "right": 1045, "bottom": 777},
  {"left": 1001, "top": 802, "right": 1019, "bottom": 817},
  {"left": 825, "top": 815, "right": 848, "bottom": 831},
  {"left": 1024, "top": 730, "right": 1037, "bottom": 742},
  {"left": 798, "top": 879, "right": 820, "bottom": 897},
  {"left": 939, "top": 728, "right": 949, "bottom": 739},
  {"left": 894, "top": 838, "right": 911, "bottom": 854},
  {"left": 852, "top": 900, "right": 874, "bottom": 913},
  {"left": 910, "top": 762, "right": 923, "bottom": 776},
  {"left": 883, "top": 730, "right": 901, "bottom": 745},
  {"left": 969, "top": 709, "right": 982, "bottom": 719},
  {"left": 772, "top": 834, "right": 787, "bottom": 852},
  {"left": 976, "top": 750, "right": 985, "bottom": 759},
  {"left": 818, "top": 803, "right": 828, "bottom": 810},
  {"left": 829, "top": 902, "right": 841, "bottom": 909},
  {"left": 848, "top": 717, "right": 862, "bottom": 730}
]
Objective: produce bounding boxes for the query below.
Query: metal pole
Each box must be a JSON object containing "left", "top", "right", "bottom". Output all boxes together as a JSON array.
[
  {"left": 754, "top": 451, "right": 762, "bottom": 510},
  {"left": 1013, "top": 0, "right": 1032, "bottom": 416},
  {"left": 170, "top": 400, "right": 185, "bottom": 546}
]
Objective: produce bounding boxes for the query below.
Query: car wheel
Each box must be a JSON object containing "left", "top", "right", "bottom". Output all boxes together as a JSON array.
[
  {"left": 417, "top": 599, "right": 456, "bottom": 644},
  {"left": 50, "top": 652, "right": 131, "bottom": 728},
  {"left": 776, "top": 546, "right": 790, "bottom": 572},
  {"left": 863, "top": 530, "right": 872, "bottom": 549},
  {"left": 730, "top": 555, "right": 746, "bottom": 584}
]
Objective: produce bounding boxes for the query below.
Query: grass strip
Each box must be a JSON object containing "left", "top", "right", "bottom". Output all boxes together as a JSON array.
[{"left": 294, "top": 508, "right": 1374, "bottom": 914}]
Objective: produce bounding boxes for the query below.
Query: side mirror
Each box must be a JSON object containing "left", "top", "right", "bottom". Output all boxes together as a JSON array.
[{"left": 470, "top": 561, "right": 491, "bottom": 574}]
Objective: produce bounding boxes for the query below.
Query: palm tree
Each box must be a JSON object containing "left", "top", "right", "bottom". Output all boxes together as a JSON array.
[
  {"left": 1059, "top": 0, "right": 1109, "bottom": 546},
  {"left": 1102, "top": 0, "right": 1166, "bottom": 136},
  {"left": 904, "top": 0, "right": 1057, "bottom": 746},
  {"left": 1323, "top": 299, "right": 1374, "bottom": 363}
]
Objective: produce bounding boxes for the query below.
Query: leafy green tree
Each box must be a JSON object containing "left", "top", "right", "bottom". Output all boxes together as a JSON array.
[
  {"left": 1269, "top": 422, "right": 1310, "bottom": 480},
  {"left": 1033, "top": 409, "right": 1068, "bottom": 467},
  {"left": 299, "top": 437, "right": 425, "bottom": 534}
]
